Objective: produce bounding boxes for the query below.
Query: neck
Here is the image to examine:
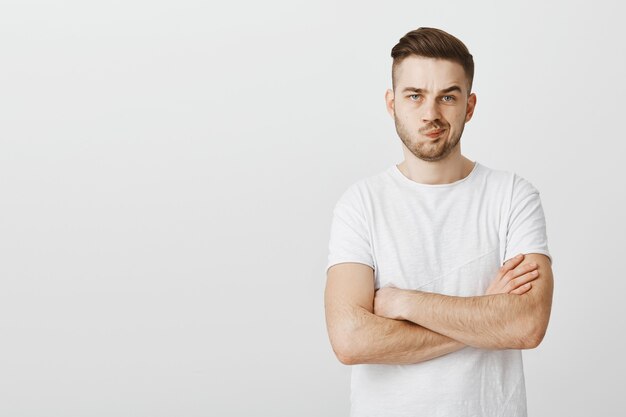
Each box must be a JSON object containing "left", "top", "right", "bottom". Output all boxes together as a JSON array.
[{"left": 397, "top": 147, "right": 475, "bottom": 185}]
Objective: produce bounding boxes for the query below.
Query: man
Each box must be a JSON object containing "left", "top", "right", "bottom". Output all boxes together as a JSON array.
[{"left": 324, "top": 27, "right": 553, "bottom": 417}]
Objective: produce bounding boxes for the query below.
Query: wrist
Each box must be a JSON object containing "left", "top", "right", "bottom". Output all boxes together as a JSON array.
[{"left": 398, "top": 289, "right": 421, "bottom": 321}]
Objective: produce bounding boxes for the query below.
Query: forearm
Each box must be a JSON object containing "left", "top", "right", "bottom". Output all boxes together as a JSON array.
[
  {"left": 398, "top": 291, "right": 534, "bottom": 349},
  {"left": 334, "top": 305, "right": 466, "bottom": 365}
]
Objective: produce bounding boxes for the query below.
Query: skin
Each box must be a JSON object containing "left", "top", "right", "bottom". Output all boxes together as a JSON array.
[
  {"left": 324, "top": 55, "right": 554, "bottom": 364},
  {"left": 325, "top": 254, "right": 540, "bottom": 365},
  {"left": 372, "top": 253, "right": 552, "bottom": 349},
  {"left": 384, "top": 55, "right": 477, "bottom": 185}
]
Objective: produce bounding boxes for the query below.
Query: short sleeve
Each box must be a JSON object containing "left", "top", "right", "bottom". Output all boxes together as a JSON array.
[
  {"left": 504, "top": 175, "right": 553, "bottom": 266},
  {"left": 326, "top": 185, "right": 375, "bottom": 274}
]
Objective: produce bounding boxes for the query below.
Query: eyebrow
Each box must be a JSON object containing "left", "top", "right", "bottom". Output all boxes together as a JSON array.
[{"left": 402, "top": 85, "right": 463, "bottom": 94}]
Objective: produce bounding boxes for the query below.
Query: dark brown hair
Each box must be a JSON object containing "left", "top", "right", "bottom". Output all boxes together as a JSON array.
[{"left": 391, "top": 27, "right": 474, "bottom": 93}]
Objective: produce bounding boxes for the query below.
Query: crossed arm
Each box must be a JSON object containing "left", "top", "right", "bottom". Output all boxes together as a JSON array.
[{"left": 324, "top": 253, "right": 553, "bottom": 365}]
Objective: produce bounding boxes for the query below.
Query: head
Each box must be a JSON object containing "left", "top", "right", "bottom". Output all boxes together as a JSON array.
[{"left": 385, "top": 27, "right": 477, "bottom": 162}]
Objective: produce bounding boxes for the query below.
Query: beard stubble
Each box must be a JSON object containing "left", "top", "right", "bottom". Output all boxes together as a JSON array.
[{"left": 394, "top": 115, "right": 465, "bottom": 162}]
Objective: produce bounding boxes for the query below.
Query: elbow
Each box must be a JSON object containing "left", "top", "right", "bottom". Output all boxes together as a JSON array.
[
  {"left": 330, "top": 335, "right": 361, "bottom": 365},
  {"left": 517, "top": 334, "right": 541, "bottom": 350},
  {"left": 519, "top": 321, "right": 549, "bottom": 350},
  {"left": 327, "top": 310, "right": 370, "bottom": 365},
  {"left": 328, "top": 334, "right": 351, "bottom": 364},
  {"left": 500, "top": 316, "right": 548, "bottom": 350},
  {"left": 328, "top": 320, "right": 370, "bottom": 365},
  {"left": 335, "top": 349, "right": 357, "bottom": 365},
  {"left": 326, "top": 304, "right": 377, "bottom": 365},
  {"left": 526, "top": 326, "right": 548, "bottom": 349}
]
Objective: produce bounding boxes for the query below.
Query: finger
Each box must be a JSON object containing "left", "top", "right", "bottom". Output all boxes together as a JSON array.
[
  {"left": 497, "top": 254, "right": 525, "bottom": 281},
  {"left": 504, "top": 270, "right": 539, "bottom": 292},
  {"left": 504, "top": 254, "right": 525, "bottom": 269},
  {"left": 506, "top": 262, "right": 539, "bottom": 281},
  {"left": 510, "top": 282, "right": 532, "bottom": 295}
]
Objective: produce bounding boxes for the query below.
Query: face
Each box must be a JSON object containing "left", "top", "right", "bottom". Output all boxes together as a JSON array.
[{"left": 385, "top": 56, "right": 476, "bottom": 162}]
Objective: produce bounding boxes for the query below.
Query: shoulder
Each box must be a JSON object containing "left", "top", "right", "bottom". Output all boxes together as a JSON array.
[
  {"left": 334, "top": 166, "right": 394, "bottom": 208},
  {"left": 477, "top": 162, "right": 540, "bottom": 197}
]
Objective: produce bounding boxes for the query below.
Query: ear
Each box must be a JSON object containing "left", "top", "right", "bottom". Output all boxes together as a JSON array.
[
  {"left": 385, "top": 88, "right": 395, "bottom": 119},
  {"left": 465, "top": 93, "right": 477, "bottom": 123}
]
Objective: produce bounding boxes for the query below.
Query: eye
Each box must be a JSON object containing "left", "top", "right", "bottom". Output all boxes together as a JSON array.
[
  {"left": 409, "top": 94, "right": 422, "bottom": 101},
  {"left": 442, "top": 95, "right": 456, "bottom": 102}
]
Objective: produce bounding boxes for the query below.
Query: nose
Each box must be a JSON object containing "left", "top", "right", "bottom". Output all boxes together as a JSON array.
[{"left": 421, "top": 98, "right": 442, "bottom": 123}]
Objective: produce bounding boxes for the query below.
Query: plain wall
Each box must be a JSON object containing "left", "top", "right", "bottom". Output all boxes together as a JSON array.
[{"left": 0, "top": 0, "right": 624, "bottom": 415}]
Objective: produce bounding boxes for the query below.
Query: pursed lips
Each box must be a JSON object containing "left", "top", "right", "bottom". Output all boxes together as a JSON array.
[{"left": 423, "top": 128, "right": 445, "bottom": 137}]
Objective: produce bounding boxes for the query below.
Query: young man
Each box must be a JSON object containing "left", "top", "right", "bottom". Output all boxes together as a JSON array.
[{"left": 324, "top": 27, "right": 553, "bottom": 416}]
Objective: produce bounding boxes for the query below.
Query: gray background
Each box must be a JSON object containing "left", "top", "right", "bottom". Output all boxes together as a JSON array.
[{"left": 1, "top": 0, "right": 624, "bottom": 416}]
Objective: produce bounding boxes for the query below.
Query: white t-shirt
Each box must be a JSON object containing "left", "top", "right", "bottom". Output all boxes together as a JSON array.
[{"left": 326, "top": 161, "right": 552, "bottom": 417}]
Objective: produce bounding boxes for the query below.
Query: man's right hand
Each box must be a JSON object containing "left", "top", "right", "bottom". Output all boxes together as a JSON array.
[{"left": 485, "top": 253, "right": 539, "bottom": 296}]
